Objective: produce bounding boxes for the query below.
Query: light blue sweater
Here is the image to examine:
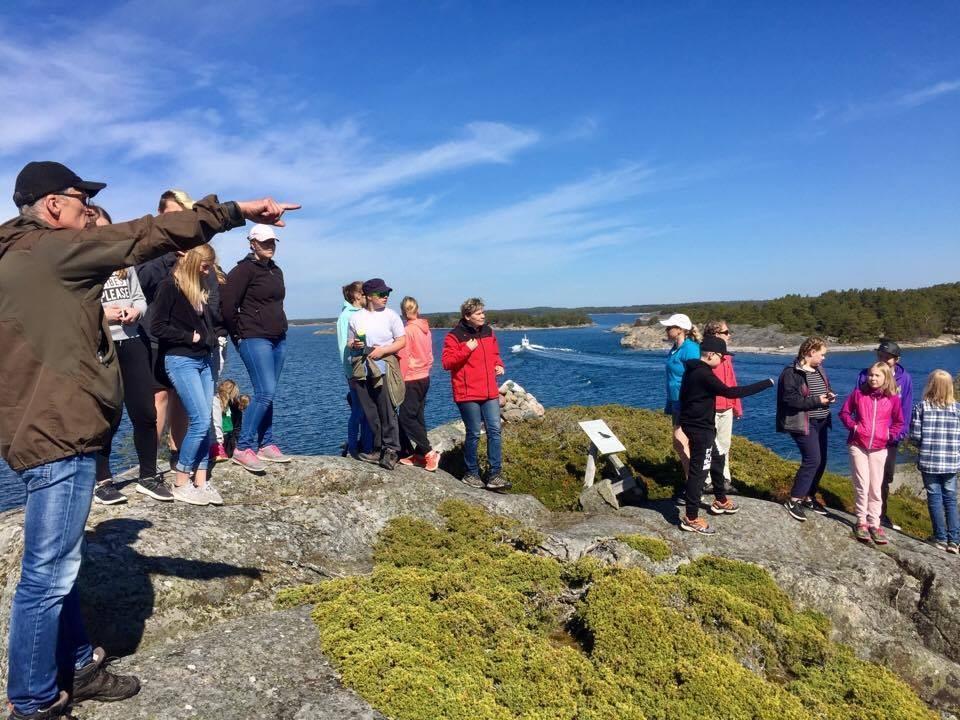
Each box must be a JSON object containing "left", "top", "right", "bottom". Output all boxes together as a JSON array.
[{"left": 336, "top": 301, "right": 360, "bottom": 379}]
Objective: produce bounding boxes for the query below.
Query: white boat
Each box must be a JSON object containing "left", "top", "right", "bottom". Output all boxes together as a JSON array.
[{"left": 520, "top": 334, "right": 531, "bottom": 350}]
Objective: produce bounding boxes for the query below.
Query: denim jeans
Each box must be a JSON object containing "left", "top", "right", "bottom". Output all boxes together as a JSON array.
[
  {"left": 8, "top": 454, "right": 95, "bottom": 715},
  {"left": 346, "top": 382, "right": 373, "bottom": 455},
  {"left": 923, "top": 471, "right": 960, "bottom": 544},
  {"left": 457, "top": 399, "right": 502, "bottom": 476},
  {"left": 237, "top": 337, "right": 287, "bottom": 451},
  {"left": 164, "top": 354, "right": 214, "bottom": 472}
]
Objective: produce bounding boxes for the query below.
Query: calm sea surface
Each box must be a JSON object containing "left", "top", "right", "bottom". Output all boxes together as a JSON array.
[{"left": 3, "top": 313, "right": 959, "bottom": 511}]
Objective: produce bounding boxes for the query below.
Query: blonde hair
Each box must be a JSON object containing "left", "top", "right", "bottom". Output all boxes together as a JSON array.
[
  {"left": 797, "top": 336, "right": 827, "bottom": 363},
  {"left": 923, "top": 370, "right": 956, "bottom": 407},
  {"left": 217, "top": 379, "right": 240, "bottom": 409},
  {"left": 173, "top": 243, "right": 215, "bottom": 309},
  {"left": 863, "top": 361, "right": 897, "bottom": 396},
  {"left": 158, "top": 189, "right": 195, "bottom": 212},
  {"left": 703, "top": 319, "right": 727, "bottom": 337},
  {"left": 401, "top": 296, "right": 419, "bottom": 320},
  {"left": 687, "top": 323, "right": 703, "bottom": 344},
  {"left": 460, "top": 297, "right": 484, "bottom": 319}
]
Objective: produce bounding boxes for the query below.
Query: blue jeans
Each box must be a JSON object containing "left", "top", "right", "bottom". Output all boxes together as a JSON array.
[
  {"left": 457, "top": 399, "right": 502, "bottom": 476},
  {"left": 237, "top": 337, "right": 287, "bottom": 452},
  {"left": 923, "top": 471, "right": 959, "bottom": 544},
  {"left": 347, "top": 382, "right": 373, "bottom": 455},
  {"left": 8, "top": 455, "right": 95, "bottom": 715},
  {"left": 164, "top": 354, "right": 214, "bottom": 472}
]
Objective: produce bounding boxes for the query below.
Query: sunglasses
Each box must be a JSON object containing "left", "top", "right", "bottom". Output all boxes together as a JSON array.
[
  {"left": 370, "top": 291, "right": 391, "bottom": 298},
  {"left": 55, "top": 192, "right": 91, "bottom": 207},
  {"left": 715, "top": 330, "right": 731, "bottom": 336}
]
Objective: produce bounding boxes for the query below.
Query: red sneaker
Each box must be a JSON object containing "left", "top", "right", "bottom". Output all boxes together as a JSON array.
[
  {"left": 423, "top": 450, "right": 441, "bottom": 472},
  {"left": 209, "top": 443, "right": 229, "bottom": 462}
]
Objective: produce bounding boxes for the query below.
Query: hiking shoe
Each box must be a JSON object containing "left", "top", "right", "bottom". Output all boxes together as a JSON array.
[
  {"left": 880, "top": 515, "right": 902, "bottom": 532},
  {"left": 199, "top": 482, "right": 223, "bottom": 506},
  {"left": 854, "top": 524, "right": 872, "bottom": 543},
  {"left": 93, "top": 483, "right": 126, "bottom": 506},
  {"left": 397, "top": 454, "right": 422, "bottom": 466},
  {"left": 135, "top": 476, "right": 173, "bottom": 502},
  {"left": 258, "top": 444, "right": 291, "bottom": 463},
  {"left": 356, "top": 450, "right": 382, "bottom": 465},
  {"left": 484, "top": 473, "right": 512, "bottom": 491},
  {"left": 784, "top": 499, "right": 807, "bottom": 522},
  {"left": 460, "top": 473, "right": 485, "bottom": 489},
  {"left": 680, "top": 515, "right": 715, "bottom": 535},
  {"left": 72, "top": 647, "right": 140, "bottom": 703},
  {"left": 931, "top": 538, "right": 949, "bottom": 551},
  {"left": 231, "top": 448, "right": 266, "bottom": 473},
  {"left": 171, "top": 483, "right": 208, "bottom": 506},
  {"left": 209, "top": 443, "right": 229, "bottom": 462},
  {"left": 423, "top": 450, "right": 441, "bottom": 472},
  {"left": 802, "top": 497, "right": 829, "bottom": 515},
  {"left": 948, "top": 542, "right": 959, "bottom": 555},
  {"left": 379, "top": 449, "right": 398, "bottom": 470},
  {"left": 869, "top": 526, "right": 889, "bottom": 545},
  {"left": 9, "top": 690, "right": 68, "bottom": 719},
  {"left": 709, "top": 498, "right": 740, "bottom": 515}
]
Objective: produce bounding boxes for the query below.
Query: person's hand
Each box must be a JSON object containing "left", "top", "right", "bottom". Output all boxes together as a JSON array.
[
  {"left": 235, "top": 198, "right": 302, "bottom": 227},
  {"left": 368, "top": 347, "right": 385, "bottom": 360},
  {"left": 466, "top": 339, "right": 479, "bottom": 351},
  {"left": 494, "top": 365, "right": 505, "bottom": 376},
  {"left": 120, "top": 307, "right": 141, "bottom": 325},
  {"left": 818, "top": 393, "right": 831, "bottom": 405},
  {"left": 351, "top": 339, "right": 365, "bottom": 350},
  {"left": 192, "top": 331, "right": 201, "bottom": 343},
  {"left": 103, "top": 306, "right": 124, "bottom": 323}
]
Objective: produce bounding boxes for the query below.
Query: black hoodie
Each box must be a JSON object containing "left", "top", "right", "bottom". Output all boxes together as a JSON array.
[
  {"left": 679, "top": 359, "right": 774, "bottom": 431},
  {"left": 220, "top": 253, "right": 287, "bottom": 342}
]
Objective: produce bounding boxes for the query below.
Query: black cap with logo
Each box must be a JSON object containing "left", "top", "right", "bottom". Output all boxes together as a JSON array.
[
  {"left": 13, "top": 161, "right": 106, "bottom": 206},
  {"left": 701, "top": 335, "right": 733, "bottom": 356}
]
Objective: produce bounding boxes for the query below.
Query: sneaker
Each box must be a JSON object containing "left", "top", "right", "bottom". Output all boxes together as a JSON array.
[
  {"left": 709, "top": 498, "right": 740, "bottom": 515},
  {"left": 680, "top": 515, "right": 715, "bottom": 535},
  {"left": 135, "top": 476, "right": 174, "bottom": 502},
  {"left": 880, "top": 515, "right": 902, "bottom": 532},
  {"left": 783, "top": 499, "right": 807, "bottom": 522},
  {"left": 198, "top": 482, "right": 223, "bottom": 506},
  {"left": 72, "top": 647, "right": 140, "bottom": 703},
  {"left": 231, "top": 448, "right": 267, "bottom": 473},
  {"left": 869, "top": 526, "right": 889, "bottom": 545},
  {"left": 9, "top": 690, "right": 68, "bottom": 719},
  {"left": 854, "top": 524, "right": 872, "bottom": 543},
  {"left": 257, "top": 444, "right": 291, "bottom": 463},
  {"left": 460, "top": 473, "right": 485, "bottom": 489},
  {"left": 93, "top": 483, "right": 126, "bottom": 506},
  {"left": 423, "top": 450, "right": 441, "bottom": 472},
  {"left": 931, "top": 538, "right": 949, "bottom": 551},
  {"left": 673, "top": 494, "right": 688, "bottom": 508},
  {"left": 484, "top": 473, "right": 512, "bottom": 491},
  {"left": 171, "top": 483, "right": 209, "bottom": 506},
  {"left": 209, "top": 443, "right": 229, "bottom": 463},
  {"left": 379, "top": 449, "right": 398, "bottom": 470},
  {"left": 948, "top": 542, "right": 959, "bottom": 555},
  {"left": 356, "top": 450, "right": 382, "bottom": 465},
  {"left": 397, "top": 454, "right": 421, "bottom": 466},
  {"left": 802, "top": 497, "right": 829, "bottom": 515}
]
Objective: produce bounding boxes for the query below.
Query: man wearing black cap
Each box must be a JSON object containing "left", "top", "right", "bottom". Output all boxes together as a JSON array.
[
  {"left": 0, "top": 160, "right": 299, "bottom": 719},
  {"left": 677, "top": 336, "right": 775, "bottom": 535},
  {"left": 856, "top": 339, "right": 913, "bottom": 531}
]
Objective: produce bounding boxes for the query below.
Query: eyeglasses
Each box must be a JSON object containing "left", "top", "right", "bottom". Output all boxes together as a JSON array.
[
  {"left": 370, "top": 291, "right": 391, "bottom": 298},
  {"left": 54, "top": 192, "right": 91, "bottom": 207}
]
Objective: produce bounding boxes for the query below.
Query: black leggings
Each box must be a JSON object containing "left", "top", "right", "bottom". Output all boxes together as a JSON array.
[
  {"left": 398, "top": 377, "right": 432, "bottom": 456},
  {"left": 101, "top": 334, "right": 159, "bottom": 479}
]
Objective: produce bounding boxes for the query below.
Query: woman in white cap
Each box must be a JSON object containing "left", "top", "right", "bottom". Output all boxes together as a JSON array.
[
  {"left": 221, "top": 224, "right": 290, "bottom": 472},
  {"left": 660, "top": 312, "right": 702, "bottom": 483}
]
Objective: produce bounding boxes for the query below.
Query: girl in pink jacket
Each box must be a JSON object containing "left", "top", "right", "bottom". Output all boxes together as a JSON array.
[
  {"left": 397, "top": 296, "right": 440, "bottom": 471},
  {"left": 839, "top": 362, "right": 904, "bottom": 544}
]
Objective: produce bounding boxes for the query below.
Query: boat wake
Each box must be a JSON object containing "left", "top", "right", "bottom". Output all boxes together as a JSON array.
[{"left": 511, "top": 342, "right": 576, "bottom": 353}]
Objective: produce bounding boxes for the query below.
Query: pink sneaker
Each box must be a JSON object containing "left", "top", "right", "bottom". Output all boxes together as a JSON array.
[
  {"left": 231, "top": 448, "right": 266, "bottom": 473},
  {"left": 209, "top": 443, "right": 229, "bottom": 463},
  {"left": 258, "top": 444, "right": 292, "bottom": 463},
  {"left": 423, "top": 450, "right": 441, "bottom": 472}
]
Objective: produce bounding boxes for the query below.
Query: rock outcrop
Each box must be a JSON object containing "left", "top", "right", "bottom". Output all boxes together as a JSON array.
[
  {"left": 499, "top": 379, "right": 545, "bottom": 422},
  {"left": 0, "top": 452, "right": 957, "bottom": 717}
]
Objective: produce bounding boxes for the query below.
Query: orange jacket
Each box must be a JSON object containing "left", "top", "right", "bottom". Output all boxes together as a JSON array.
[
  {"left": 398, "top": 317, "right": 433, "bottom": 381},
  {"left": 712, "top": 355, "right": 743, "bottom": 416}
]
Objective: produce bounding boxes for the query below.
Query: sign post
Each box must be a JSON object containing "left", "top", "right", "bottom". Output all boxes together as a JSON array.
[{"left": 577, "top": 420, "right": 645, "bottom": 507}]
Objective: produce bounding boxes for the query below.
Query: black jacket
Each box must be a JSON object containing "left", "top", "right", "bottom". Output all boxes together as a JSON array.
[
  {"left": 149, "top": 277, "right": 216, "bottom": 359},
  {"left": 776, "top": 363, "right": 834, "bottom": 435},
  {"left": 220, "top": 254, "right": 287, "bottom": 342},
  {"left": 679, "top": 359, "right": 773, "bottom": 431},
  {"left": 136, "top": 251, "right": 178, "bottom": 342}
]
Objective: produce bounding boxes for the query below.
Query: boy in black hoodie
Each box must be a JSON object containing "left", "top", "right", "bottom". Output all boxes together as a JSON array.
[{"left": 678, "top": 335, "right": 774, "bottom": 534}]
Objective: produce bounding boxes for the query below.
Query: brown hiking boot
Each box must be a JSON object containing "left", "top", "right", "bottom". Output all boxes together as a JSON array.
[
  {"left": 71, "top": 648, "right": 140, "bottom": 703},
  {"left": 8, "top": 691, "right": 68, "bottom": 719}
]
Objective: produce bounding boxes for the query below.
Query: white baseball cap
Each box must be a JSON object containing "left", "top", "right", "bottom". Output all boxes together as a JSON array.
[
  {"left": 659, "top": 313, "right": 692, "bottom": 331},
  {"left": 248, "top": 224, "right": 279, "bottom": 242}
]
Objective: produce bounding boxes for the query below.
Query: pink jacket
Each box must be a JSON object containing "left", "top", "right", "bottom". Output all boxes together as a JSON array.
[
  {"left": 712, "top": 355, "right": 743, "bottom": 416},
  {"left": 839, "top": 386, "right": 904, "bottom": 451},
  {"left": 398, "top": 317, "right": 433, "bottom": 381}
]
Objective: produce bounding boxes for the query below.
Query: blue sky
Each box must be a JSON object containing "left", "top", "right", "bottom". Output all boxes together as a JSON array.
[{"left": 1, "top": 1, "right": 957, "bottom": 318}]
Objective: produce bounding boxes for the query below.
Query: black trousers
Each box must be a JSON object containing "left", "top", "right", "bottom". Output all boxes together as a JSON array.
[
  {"left": 351, "top": 377, "right": 400, "bottom": 453},
  {"left": 881, "top": 441, "right": 898, "bottom": 518},
  {"left": 398, "top": 378, "right": 432, "bottom": 456},
  {"left": 683, "top": 425, "right": 727, "bottom": 519},
  {"left": 789, "top": 416, "right": 830, "bottom": 499},
  {"left": 101, "top": 334, "right": 159, "bottom": 478}
]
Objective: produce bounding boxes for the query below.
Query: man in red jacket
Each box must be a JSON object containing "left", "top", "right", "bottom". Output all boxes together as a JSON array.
[{"left": 704, "top": 321, "right": 742, "bottom": 494}]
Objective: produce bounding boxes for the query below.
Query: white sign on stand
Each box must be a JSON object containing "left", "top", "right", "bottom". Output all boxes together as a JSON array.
[
  {"left": 578, "top": 420, "right": 626, "bottom": 456},
  {"left": 577, "top": 419, "right": 643, "bottom": 508}
]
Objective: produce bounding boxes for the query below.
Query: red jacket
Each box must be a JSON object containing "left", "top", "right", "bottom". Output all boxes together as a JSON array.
[
  {"left": 839, "top": 386, "right": 904, "bottom": 451},
  {"left": 441, "top": 320, "right": 504, "bottom": 402},
  {"left": 712, "top": 355, "right": 742, "bottom": 416}
]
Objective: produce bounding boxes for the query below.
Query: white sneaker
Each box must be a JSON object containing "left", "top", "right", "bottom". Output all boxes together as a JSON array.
[
  {"left": 172, "top": 483, "right": 209, "bottom": 506},
  {"left": 199, "top": 482, "right": 223, "bottom": 506}
]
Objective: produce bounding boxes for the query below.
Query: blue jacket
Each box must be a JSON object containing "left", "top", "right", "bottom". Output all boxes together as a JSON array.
[
  {"left": 336, "top": 301, "right": 360, "bottom": 379},
  {"left": 664, "top": 338, "right": 700, "bottom": 413},
  {"left": 856, "top": 363, "right": 912, "bottom": 443}
]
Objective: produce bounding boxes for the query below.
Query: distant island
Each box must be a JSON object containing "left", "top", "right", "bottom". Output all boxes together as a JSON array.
[{"left": 291, "top": 311, "right": 593, "bottom": 330}]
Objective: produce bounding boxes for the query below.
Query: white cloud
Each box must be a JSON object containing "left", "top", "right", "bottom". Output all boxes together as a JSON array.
[
  {"left": 896, "top": 80, "right": 960, "bottom": 108},
  {"left": 812, "top": 78, "right": 960, "bottom": 126}
]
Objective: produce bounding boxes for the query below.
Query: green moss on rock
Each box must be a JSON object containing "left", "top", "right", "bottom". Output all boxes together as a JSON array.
[
  {"left": 287, "top": 501, "right": 935, "bottom": 720},
  {"left": 615, "top": 534, "right": 672, "bottom": 562}
]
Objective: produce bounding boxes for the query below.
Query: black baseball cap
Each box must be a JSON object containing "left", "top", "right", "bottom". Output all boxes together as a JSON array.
[
  {"left": 362, "top": 278, "right": 392, "bottom": 294},
  {"left": 877, "top": 339, "right": 901, "bottom": 357},
  {"left": 700, "top": 335, "right": 733, "bottom": 356},
  {"left": 13, "top": 161, "right": 106, "bottom": 206}
]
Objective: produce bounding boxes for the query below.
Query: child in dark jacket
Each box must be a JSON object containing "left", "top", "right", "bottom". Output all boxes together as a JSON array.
[{"left": 678, "top": 336, "right": 774, "bottom": 534}]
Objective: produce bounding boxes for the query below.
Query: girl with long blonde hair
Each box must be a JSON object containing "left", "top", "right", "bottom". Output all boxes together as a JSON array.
[{"left": 150, "top": 243, "right": 222, "bottom": 506}]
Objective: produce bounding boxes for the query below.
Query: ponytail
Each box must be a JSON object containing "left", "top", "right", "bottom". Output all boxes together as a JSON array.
[{"left": 687, "top": 324, "right": 703, "bottom": 344}]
